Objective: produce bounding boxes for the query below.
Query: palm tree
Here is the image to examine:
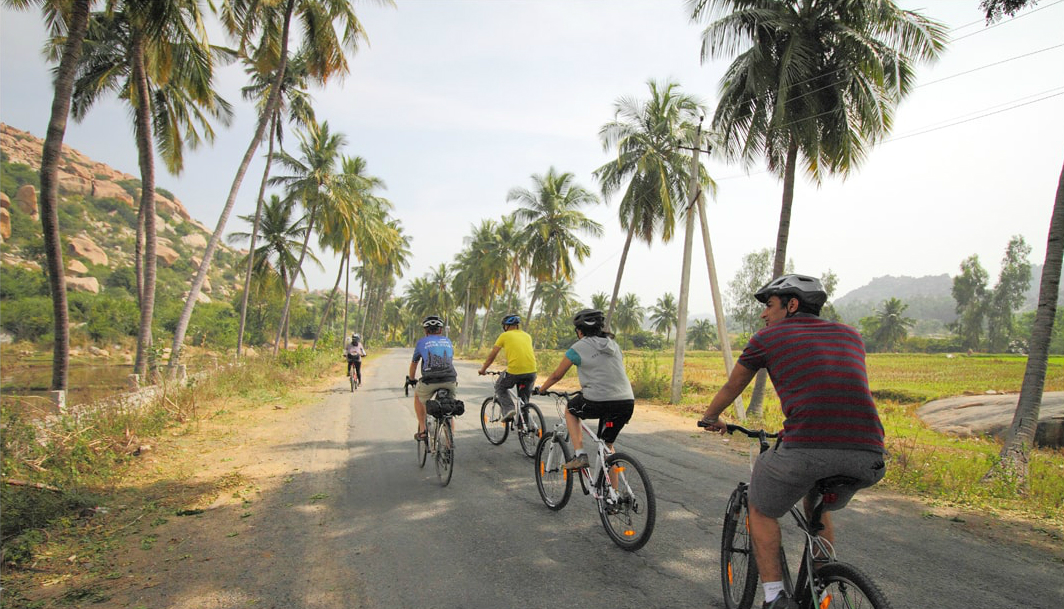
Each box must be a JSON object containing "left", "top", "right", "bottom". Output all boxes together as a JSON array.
[
  {"left": 69, "top": 1, "right": 230, "bottom": 378},
  {"left": 170, "top": 0, "right": 382, "bottom": 367},
  {"left": 613, "top": 293, "right": 645, "bottom": 340},
  {"left": 591, "top": 292, "right": 610, "bottom": 312},
  {"left": 690, "top": 0, "right": 946, "bottom": 412},
  {"left": 594, "top": 79, "right": 704, "bottom": 328},
  {"left": 690, "top": 0, "right": 947, "bottom": 276},
  {"left": 864, "top": 298, "right": 915, "bottom": 352},
  {"left": 236, "top": 53, "right": 316, "bottom": 356},
  {"left": 687, "top": 318, "right": 717, "bottom": 350},
  {"left": 509, "top": 168, "right": 603, "bottom": 326},
  {"left": 227, "top": 194, "right": 321, "bottom": 344},
  {"left": 649, "top": 293, "right": 678, "bottom": 341},
  {"left": 311, "top": 156, "right": 388, "bottom": 348},
  {"left": 6, "top": 0, "right": 94, "bottom": 391},
  {"left": 267, "top": 119, "right": 347, "bottom": 352},
  {"left": 537, "top": 279, "right": 578, "bottom": 320}
]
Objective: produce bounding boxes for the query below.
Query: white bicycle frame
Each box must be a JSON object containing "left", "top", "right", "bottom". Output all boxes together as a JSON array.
[{"left": 545, "top": 394, "right": 625, "bottom": 504}]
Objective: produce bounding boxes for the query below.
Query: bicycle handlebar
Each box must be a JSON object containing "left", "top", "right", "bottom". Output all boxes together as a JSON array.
[
  {"left": 536, "top": 389, "right": 579, "bottom": 399},
  {"left": 723, "top": 424, "right": 780, "bottom": 438},
  {"left": 483, "top": 370, "right": 503, "bottom": 376}
]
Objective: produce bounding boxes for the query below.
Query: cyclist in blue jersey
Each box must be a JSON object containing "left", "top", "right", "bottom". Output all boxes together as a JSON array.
[{"left": 408, "top": 315, "right": 458, "bottom": 441}]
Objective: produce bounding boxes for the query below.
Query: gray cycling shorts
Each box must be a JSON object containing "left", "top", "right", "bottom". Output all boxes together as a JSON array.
[{"left": 749, "top": 444, "right": 886, "bottom": 519}]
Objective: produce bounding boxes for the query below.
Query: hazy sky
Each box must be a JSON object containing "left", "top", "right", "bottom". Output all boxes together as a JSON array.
[{"left": 2, "top": 1, "right": 1063, "bottom": 316}]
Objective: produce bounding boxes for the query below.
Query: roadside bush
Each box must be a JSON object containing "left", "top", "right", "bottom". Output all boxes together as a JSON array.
[
  {"left": 630, "top": 330, "right": 665, "bottom": 350},
  {"left": 0, "top": 266, "right": 49, "bottom": 299},
  {"left": 628, "top": 356, "right": 669, "bottom": 400},
  {"left": 185, "top": 302, "right": 238, "bottom": 348},
  {"left": 0, "top": 296, "right": 53, "bottom": 341},
  {"left": 68, "top": 292, "right": 138, "bottom": 341},
  {"left": 277, "top": 346, "right": 318, "bottom": 368},
  {"left": 0, "top": 159, "right": 38, "bottom": 198}
]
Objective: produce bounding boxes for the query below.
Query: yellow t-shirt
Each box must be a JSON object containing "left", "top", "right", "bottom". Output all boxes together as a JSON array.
[{"left": 494, "top": 329, "right": 536, "bottom": 375}]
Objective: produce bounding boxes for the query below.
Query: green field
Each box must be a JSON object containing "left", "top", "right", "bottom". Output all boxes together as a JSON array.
[{"left": 614, "top": 349, "right": 1064, "bottom": 526}]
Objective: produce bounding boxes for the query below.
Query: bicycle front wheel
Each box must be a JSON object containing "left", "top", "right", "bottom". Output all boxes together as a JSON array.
[
  {"left": 534, "top": 431, "right": 573, "bottom": 510},
  {"left": 517, "top": 403, "right": 545, "bottom": 457},
  {"left": 810, "top": 562, "right": 892, "bottom": 609},
  {"left": 480, "top": 397, "right": 509, "bottom": 445},
  {"left": 598, "top": 452, "right": 655, "bottom": 551},
  {"left": 721, "top": 484, "right": 758, "bottom": 609},
  {"left": 435, "top": 420, "right": 454, "bottom": 487}
]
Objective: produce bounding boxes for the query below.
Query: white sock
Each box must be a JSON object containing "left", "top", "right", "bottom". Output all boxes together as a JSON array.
[
  {"left": 574, "top": 449, "right": 586, "bottom": 457},
  {"left": 763, "top": 582, "right": 784, "bottom": 603}
]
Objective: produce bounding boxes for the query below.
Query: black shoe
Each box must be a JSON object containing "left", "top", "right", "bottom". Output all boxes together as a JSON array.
[{"left": 762, "top": 593, "right": 798, "bottom": 609}]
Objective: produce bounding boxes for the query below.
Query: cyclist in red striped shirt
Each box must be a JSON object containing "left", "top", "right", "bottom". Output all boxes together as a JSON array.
[{"left": 699, "top": 274, "right": 886, "bottom": 609}]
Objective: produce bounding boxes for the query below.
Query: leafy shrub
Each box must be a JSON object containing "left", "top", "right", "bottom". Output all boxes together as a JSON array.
[
  {"left": 0, "top": 296, "right": 53, "bottom": 341},
  {"left": 185, "top": 301, "right": 238, "bottom": 347},
  {"left": 277, "top": 346, "right": 317, "bottom": 368},
  {"left": 0, "top": 266, "right": 49, "bottom": 299},
  {"left": 68, "top": 292, "right": 139, "bottom": 341},
  {"left": 0, "top": 160, "right": 39, "bottom": 199},
  {"left": 628, "top": 356, "right": 669, "bottom": 400},
  {"left": 104, "top": 266, "right": 137, "bottom": 296},
  {"left": 629, "top": 330, "right": 665, "bottom": 350}
]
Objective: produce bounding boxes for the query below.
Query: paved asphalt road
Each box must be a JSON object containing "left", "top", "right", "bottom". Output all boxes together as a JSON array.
[{"left": 279, "top": 348, "right": 1064, "bottom": 609}]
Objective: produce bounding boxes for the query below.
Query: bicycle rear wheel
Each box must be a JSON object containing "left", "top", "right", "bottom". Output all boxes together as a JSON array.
[
  {"left": 598, "top": 452, "right": 655, "bottom": 551},
  {"left": 435, "top": 419, "right": 454, "bottom": 487},
  {"left": 516, "top": 403, "right": 545, "bottom": 457},
  {"left": 809, "top": 562, "right": 892, "bottom": 609},
  {"left": 721, "top": 484, "right": 758, "bottom": 609},
  {"left": 534, "top": 431, "right": 573, "bottom": 510},
  {"left": 480, "top": 397, "right": 509, "bottom": 445},
  {"left": 350, "top": 374, "right": 356, "bottom": 392}
]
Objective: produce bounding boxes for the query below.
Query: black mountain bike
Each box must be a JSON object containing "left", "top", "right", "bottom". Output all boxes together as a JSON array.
[{"left": 705, "top": 423, "right": 892, "bottom": 609}]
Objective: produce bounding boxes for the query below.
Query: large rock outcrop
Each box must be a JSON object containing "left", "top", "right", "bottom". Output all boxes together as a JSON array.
[
  {"left": 67, "top": 236, "right": 108, "bottom": 266},
  {"left": 16, "top": 184, "right": 38, "bottom": 219},
  {"left": 0, "top": 207, "right": 9, "bottom": 241},
  {"left": 66, "top": 276, "right": 101, "bottom": 294}
]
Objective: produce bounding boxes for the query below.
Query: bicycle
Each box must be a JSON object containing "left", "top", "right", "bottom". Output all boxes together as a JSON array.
[
  {"left": 533, "top": 389, "right": 656, "bottom": 551},
  {"left": 346, "top": 356, "right": 361, "bottom": 392},
  {"left": 406, "top": 376, "right": 462, "bottom": 486},
  {"left": 479, "top": 370, "right": 545, "bottom": 457},
  {"left": 705, "top": 422, "right": 892, "bottom": 609}
]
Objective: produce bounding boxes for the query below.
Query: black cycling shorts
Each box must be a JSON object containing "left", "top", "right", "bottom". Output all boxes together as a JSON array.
[{"left": 566, "top": 395, "right": 634, "bottom": 444}]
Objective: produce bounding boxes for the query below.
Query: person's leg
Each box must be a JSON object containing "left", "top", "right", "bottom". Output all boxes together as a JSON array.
[
  {"left": 355, "top": 360, "right": 363, "bottom": 384},
  {"left": 748, "top": 503, "right": 784, "bottom": 582},
  {"left": 565, "top": 409, "right": 583, "bottom": 452},
  {"left": 414, "top": 395, "right": 427, "bottom": 436},
  {"left": 496, "top": 373, "right": 517, "bottom": 417}
]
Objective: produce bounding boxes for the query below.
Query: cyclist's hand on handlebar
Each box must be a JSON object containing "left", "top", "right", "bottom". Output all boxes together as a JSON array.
[
  {"left": 531, "top": 386, "right": 541, "bottom": 396},
  {"left": 697, "top": 415, "right": 728, "bottom": 433},
  {"left": 477, "top": 368, "right": 486, "bottom": 376}
]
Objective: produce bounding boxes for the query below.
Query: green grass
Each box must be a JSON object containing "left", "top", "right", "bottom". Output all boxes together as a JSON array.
[{"left": 622, "top": 349, "right": 1064, "bottom": 527}]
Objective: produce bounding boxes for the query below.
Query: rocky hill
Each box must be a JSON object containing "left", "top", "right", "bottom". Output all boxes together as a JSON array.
[{"left": 0, "top": 123, "right": 243, "bottom": 302}]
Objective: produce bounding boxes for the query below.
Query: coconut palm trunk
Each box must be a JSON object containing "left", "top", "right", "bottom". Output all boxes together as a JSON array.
[
  {"left": 747, "top": 140, "right": 799, "bottom": 417},
  {"left": 169, "top": 0, "right": 295, "bottom": 369},
  {"left": 479, "top": 293, "right": 495, "bottom": 349},
  {"left": 132, "top": 31, "right": 158, "bottom": 379},
  {"left": 343, "top": 250, "right": 351, "bottom": 340},
  {"left": 606, "top": 224, "right": 636, "bottom": 330},
  {"left": 37, "top": 0, "right": 91, "bottom": 392},
  {"left": 312, "top": 249, "right": 347, "bottom": 349},
  {"left": 983, "top": 159, "right": 1064, "bottom": 487},
  {"left": 274, "top": 200, "right": 318, "bottom": 353},
  {"left": 237, "top": 113, "right": 278, "bottom": 356}
]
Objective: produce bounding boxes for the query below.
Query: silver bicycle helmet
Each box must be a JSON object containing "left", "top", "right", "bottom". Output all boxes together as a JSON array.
[
  {"left": 422, "top": 315, "right": 444, "bottom": 329},
  {"left": 754, "top": 274, "right": 828, "bottom": 308}
]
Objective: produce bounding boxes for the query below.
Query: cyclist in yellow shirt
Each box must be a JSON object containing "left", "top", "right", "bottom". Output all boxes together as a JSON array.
[{"left": 478, "top": 314, "right": 537, "bottom": 422}]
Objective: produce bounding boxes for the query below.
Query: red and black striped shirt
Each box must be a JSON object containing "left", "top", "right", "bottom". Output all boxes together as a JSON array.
[{"left": 737, "top": 315, "right": 884, "bottom": 452}]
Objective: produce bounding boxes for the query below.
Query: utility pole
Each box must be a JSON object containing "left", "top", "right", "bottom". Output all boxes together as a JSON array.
[
  {"left": 696, "top": 189, "right": 745, "bottom": 419},
  {"left": 670, "top": 120, "right": 702, "bottom": 404}
]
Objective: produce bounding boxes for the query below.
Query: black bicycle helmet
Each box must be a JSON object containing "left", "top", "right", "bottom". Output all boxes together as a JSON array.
[
  {"left": 422, "top": 315, "right": 444, "bottom": 329},
  {"left": 573, "top": 308, "right": 605, "bottom": 329},
  {"left": 754, "top": 274, "right": 828, "bottom": 309},
  {"left": 501, "top": 314, "right": 520, "bottom": 327}
]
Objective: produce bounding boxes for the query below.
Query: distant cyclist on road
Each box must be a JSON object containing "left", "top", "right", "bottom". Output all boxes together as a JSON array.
[
  {"left": 408, "top": 315, "right": 458, "bottom": 442},
  {"left": 344, "top": 334, "right": 367, "bottom": 386},
  {"left": 698, "top": 274, "right": 886, "bottom": 609},
  {"left": 535, "top": 309, "right": 635, "bottom": 471},
  {"left": 478, "top": 314, "right": 537, "bottom": 422}
]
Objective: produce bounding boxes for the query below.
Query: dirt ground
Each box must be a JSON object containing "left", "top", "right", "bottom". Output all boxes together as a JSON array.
[{"left": 6, "top": 361, "right": 1063, "bottom": 608}]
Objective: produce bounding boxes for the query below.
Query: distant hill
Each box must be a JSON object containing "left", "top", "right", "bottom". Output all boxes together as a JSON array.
[
  {"left": 832, "top": 268, "right": 1057, "bottom": 335},
  {"left": 0, "top": 123, "right": 243, "bottom": 302}
]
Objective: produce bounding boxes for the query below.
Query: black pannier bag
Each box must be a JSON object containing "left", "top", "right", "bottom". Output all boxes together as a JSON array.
[{"left": 426, "top": 389, "right": 465, "bottom": 417}]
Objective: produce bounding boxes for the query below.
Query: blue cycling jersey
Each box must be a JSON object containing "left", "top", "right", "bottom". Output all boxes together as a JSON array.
[{"left": 412, "top": 335, "right": 457, "bottom": 384}]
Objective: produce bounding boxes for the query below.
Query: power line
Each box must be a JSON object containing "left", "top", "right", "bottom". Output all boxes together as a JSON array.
[
  {"left": 887, "top": 88, "right": 1064, "bottom": 143},
  {"left": 950, "top": 0, "right": 1064, "bottom": 42}
]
